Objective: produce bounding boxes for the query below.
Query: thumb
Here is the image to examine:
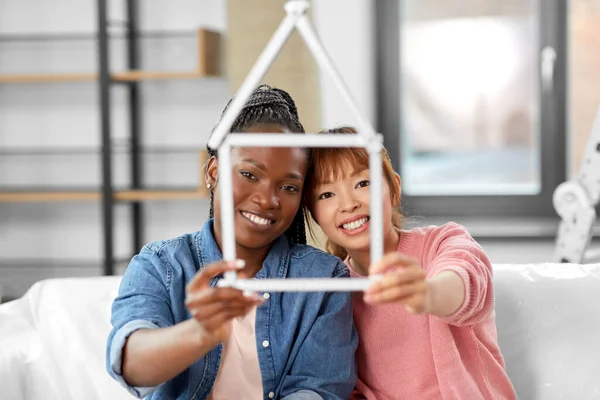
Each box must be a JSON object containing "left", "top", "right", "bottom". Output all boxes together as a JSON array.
[{"left": 187, "top": 259, "right": 245, "bottom": 292}]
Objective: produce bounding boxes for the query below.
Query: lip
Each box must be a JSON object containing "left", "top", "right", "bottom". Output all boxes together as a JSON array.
[
  {"left": 239, "top": 210, "right": 276, "bottom": 229},
  {"left": 339, "top": 218, "right": 370, "bottom": 236},
  {"left": 338, "top": 214, "right": 370, "bottom": 228},
  {"left": 338, "top": 215, "right": 370, "bottom": 236}
]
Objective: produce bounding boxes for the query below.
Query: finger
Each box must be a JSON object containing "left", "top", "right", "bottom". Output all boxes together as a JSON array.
[
  {"left": 187, "top": 259, "right": 245, "bottom": 292},
  {"left": 364, "top": 280, "right": 428, "bottom": 304},
  {"left": 190, "top": 300, "right": 263, "bottom": 332},
  {"left": 368, "top": 252, "right": 419, "bottom": 276},
  {"left": 188, "top": 302, "right": 250, "bottom": 322},
  {"left": 366, "top": 268, "right": 425, "bottom": 294},
  {"left": 189, "top": 296, "right": 264, "bottom": 320},
  {"left": 185, "top": 287, "right": 260, "bottom": 309},
  {"left": 187, "top": 292, "right": 264, "bottom": 317}
]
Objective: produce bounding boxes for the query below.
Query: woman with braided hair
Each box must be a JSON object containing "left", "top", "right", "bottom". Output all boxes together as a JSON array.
[{"left": 107, "top": 85, "right": 358, "bottom": 400}]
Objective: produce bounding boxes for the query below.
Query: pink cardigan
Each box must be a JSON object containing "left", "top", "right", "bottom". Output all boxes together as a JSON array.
[{"left": 349, "top": 222, "right": 516, "bottom": 400}]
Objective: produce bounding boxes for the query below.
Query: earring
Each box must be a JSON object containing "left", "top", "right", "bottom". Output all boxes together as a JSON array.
[{"left": 206, "top": 183, "right": 212, "bottom": 189}]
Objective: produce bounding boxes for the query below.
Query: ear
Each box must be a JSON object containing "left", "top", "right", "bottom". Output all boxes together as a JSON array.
[
  {"left": 205, "top": 156, "right": 218, "bottom": 188},
  {"left": 391, "top": 172, "right": 402, "bottom": 206}
]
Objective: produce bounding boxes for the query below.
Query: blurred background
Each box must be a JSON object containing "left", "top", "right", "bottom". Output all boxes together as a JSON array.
[{"left": 0, "top": 0, "right": 599, "bottom": 301}]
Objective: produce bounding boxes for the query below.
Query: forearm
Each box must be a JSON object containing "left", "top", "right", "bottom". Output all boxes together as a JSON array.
[
  {"left": 426, "top": 270, "right": 465, "bottom": 317},
  {"left": 122, "top": 319, "right": 216, "bottom": 387}
]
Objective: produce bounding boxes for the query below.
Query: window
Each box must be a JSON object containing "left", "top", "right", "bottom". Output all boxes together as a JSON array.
[{"left": 376, "top": 0, "right": 567, "bottom": 217}]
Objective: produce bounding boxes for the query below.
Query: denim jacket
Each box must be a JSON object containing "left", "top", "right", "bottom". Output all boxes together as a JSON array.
[{"left": 107, "top": 220, "right": 358, "bottom": 400}]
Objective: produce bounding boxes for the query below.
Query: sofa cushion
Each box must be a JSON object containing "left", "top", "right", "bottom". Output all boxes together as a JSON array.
[
  {"left": 0, "top": 263, "right": 599, "bottom": 399},
  {"left": 0, "top": 276, "right": 134, "bottom": 400},
  {"left": 494, "top": 263, "right": 600, "bottom": 400}
]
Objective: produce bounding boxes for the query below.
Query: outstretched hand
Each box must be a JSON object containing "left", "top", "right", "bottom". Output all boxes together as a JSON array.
[
  {"left": 364, "top": 252, "right": 430, "bottom": 313},
  {"left": 185, "top": 260, "right": 264, "bottom": 345}
]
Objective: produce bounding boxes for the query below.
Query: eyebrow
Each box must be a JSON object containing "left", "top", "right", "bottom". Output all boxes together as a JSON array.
[
  {"left": 241, "top": 158, "right": 304, "bottom": 181},
  {"left": 319, "top": 168, "right": 365, "bottom": 185}
]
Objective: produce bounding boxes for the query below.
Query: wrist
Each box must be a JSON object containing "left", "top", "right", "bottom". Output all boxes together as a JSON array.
[
  {"left": 423, "top": 279, "right": 437, "bottom": 315},
  {"left": 423, "top": 270, "right": 465, "bottom": 317},
  {"left": 186, "top": 319, "right": 219, "bottom": 353}
]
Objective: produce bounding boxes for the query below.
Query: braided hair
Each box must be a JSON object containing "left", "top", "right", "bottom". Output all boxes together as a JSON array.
[{"left": 207, "top": 85, "right": 308, "bottom": 245}]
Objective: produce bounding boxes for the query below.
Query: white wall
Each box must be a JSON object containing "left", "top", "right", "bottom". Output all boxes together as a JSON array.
[
  {"left": 0, "top": 0, "right": 376, "bottom": 299},
  {"left": 313, "top": 0, "right": 376, "bottom": 130}
]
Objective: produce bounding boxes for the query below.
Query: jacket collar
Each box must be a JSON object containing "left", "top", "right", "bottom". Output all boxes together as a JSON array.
[{"left": 196, "top": 219, "right": 292, "bottom": 284}]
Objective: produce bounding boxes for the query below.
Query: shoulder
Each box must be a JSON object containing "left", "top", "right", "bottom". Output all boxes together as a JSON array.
[
  {"left": 141, "top": 232, "right": 197, "bottom": 256},
  {"left": 403, "top": 222, "right": 473, "bottom": 245},
  {"left": 403, "top": 221, "right": 469, "bottom": 237},
  {"left": 288, "top": 243, "right": 349, "bottom": 278},
  {"left": 425, "top": 222, "right": 475, "bottom": 247},
  {"left": 128, "top": 232, "right": 200, "bottom": 288},
  {"left": 398, "top": 222, "right": 478, "bottom": 261}
]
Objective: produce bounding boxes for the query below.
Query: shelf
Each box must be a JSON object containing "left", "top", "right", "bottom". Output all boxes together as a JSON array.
[
  {"left": 0, "top": 70, "right": 215, "bottom": 84},
  {"left": 115, "top": 189, "right": 208, "bottom": 201},
  {"left": 0, "top": 187, "right": 209, "bottom": 203},
  {"left": 0, "top": 28, "right": 222, "bottom": 83},
  {"left": 0, "top": 72, "right": 97, "bottom": 83},
  {"left": 1, "top": 12, "right": 221, "bottom": 276},
  {"left": 112, "top": 70, "right": 212, "bottom": 82},
  {"left": 0, "top": 146, "right": 207, "bottom": 156},
  {"left": 0, "top": 190, "right": 100, "bottom": 202},
  {"left": 0, "top": 30, "right": 199, "bottom": 42}
]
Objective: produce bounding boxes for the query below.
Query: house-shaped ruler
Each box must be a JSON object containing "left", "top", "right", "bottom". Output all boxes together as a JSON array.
[{"left": 208, "top": 1, "right": 383, "bottom": 292}]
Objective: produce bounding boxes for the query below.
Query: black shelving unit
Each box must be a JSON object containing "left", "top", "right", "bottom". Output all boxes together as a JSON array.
[
  {"left": 98, "top": 0, "right": 173, "bottom": 275},
  {"left": 97, "top": 0, "right": 114, "bottom": 276},
  {"left": 96, "top": 0, "right": 217, "bottom": 275},
  {"left": 0, "top": 1, "right": 219, "bottom": 278}
]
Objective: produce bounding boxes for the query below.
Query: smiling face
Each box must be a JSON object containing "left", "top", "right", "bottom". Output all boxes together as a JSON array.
[
  {"left": 305, "top": 136, "right": 402, "bottom": 260},
  {"left": 207, "top": 124, "right": 309, "bottom": 254},
  {"left": 308, "top": 162, "right": 397, "bottom": 255}
]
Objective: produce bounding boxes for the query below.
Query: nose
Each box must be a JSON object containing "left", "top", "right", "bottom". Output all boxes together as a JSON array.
[
  {"left": 338, "top": 191, "right": 360, "bottom": 213},
  {"left": 250, "top": 183, "right": 280, "bottom": 209}
]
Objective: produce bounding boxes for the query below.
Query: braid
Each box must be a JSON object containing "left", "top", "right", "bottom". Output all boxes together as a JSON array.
[
  {"left": 206, "top": 85, "right": 307, "bottom": 244},
  {"left": 229, "top": 85, "right": 305, "bottom": 133},
  {"left": 272, "top": 87, "right": 300, "bottom": 121},
  {"left": 207, "top": 147, "right": 217, "bottom": 220},
  {"left": 286, "top": 206, "right": 307, "bottom": 245}
]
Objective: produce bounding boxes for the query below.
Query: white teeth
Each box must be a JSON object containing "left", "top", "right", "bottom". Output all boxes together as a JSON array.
[
  {"left": 242, "top": 212, "right": 272, "bottom": 226},
  {"left": 342, "top": 217, "right": 368, "bottom": 231}
]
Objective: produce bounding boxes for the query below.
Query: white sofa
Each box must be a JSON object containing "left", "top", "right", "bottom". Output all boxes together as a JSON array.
[{"left": 0, "top": 264, "right": 599, "bottom": 400}]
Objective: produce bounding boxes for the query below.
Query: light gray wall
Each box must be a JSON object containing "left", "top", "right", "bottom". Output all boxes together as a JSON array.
[
  {"left": 0, "top": 0, "right": 230, "bottom": 298},
  {"left": 313, "top": 0, "right": 376, "bottom": 130},
  {"left": 0, "top": 0, "right": 379, "bottom": 299}
]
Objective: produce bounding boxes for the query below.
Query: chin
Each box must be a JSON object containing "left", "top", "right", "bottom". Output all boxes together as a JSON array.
[
  {"left": 341, "top": 240, "right": 370, "bottom": 254},
  {"left": 237, "top": 237, "right": 274, "bottom": 250},
  {"left": 237, "top": 231, "right": 282, "bottom": 250}
]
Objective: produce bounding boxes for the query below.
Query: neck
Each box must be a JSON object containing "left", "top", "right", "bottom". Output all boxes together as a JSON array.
[
  {"left": 347, "top": 227, "right": 401, "bottom": 276},
  {"left": 212, "top": 220, "right": 270, "bottom": 278}
]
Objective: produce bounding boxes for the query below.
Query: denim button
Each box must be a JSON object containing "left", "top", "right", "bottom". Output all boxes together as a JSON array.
[{"left": 262, "top": 340, "right": 270, "bottom": 348}]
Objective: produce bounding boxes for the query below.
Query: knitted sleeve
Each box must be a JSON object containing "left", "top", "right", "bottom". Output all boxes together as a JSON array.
[{"left": 421, "top": 222, "right": 494, "bottom": 326}]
